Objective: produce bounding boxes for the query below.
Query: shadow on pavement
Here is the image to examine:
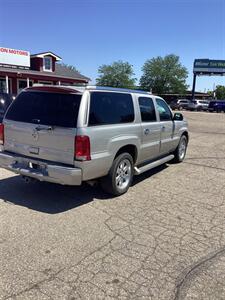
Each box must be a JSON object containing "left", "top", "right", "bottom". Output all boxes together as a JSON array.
[
  {"left": 0, "top": 164, "right": 168, "bottom": 214},
  {"left": 0, "top": 175, "right": 109, "bottom": 214}
]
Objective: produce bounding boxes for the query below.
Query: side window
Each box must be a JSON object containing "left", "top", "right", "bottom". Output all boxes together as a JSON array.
[
  {"left": 138, "top": 97, "right": 156, "bottom": 122},
  {"left": 89, "top": 92, "right": 134, "bottom": 126},
  {"left": 156, "top": 98, "right": 172, "bottom": 121}
]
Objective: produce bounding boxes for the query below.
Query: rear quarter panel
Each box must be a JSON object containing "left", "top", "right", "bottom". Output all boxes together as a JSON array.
[
  {"left": 76, "top": 124, "right": 142, "bottom": 180},
  {"left": 75, "top": 91, "right": 142, "bottom": 181}
]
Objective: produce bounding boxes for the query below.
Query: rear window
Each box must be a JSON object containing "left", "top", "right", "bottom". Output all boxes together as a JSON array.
[
  {"left": 5, "top": 91, "right": 81, "bottom": 128},
  {"left": 89, "top": 92, "right": 134, "bottom": 126}
]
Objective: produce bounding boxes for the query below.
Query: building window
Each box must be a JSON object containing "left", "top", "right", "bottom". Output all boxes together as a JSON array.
[
  {"left": 18, "top": 79, "right": 33, "bottom": 93},
  {"left": 38, "top": 81, "right": 53, "bottom": 85},
  {"left": 0, "top": 78, "right": 7, "bottom": 93},
  {"left": 43, "top": 57, "right": 52, "bottom": 71},
  {"left": 0, "top": 77, "right": 11, "bottom": 94}
]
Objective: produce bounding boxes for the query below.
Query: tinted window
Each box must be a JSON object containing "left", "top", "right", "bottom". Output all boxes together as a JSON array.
[
  {"left": 6, "top": 91, "right": 81, "bottom": 128},
  {"left": 89, "top": 92, "right": 134, "bottom": 126},
  {"left": 138, "top": 97, "right": 156, "bottom": 122},
  {"left": 156, "top": 98, "right": 172, "bottom": 121}
]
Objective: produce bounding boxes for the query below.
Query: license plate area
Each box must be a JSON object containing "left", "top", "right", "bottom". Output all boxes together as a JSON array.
[
  {"left": 12, "top": 160, "right": 48, "bottom": 176},
  {"left": 29, "top": 147, "right": 39, "bottom": 155},
  {"left": 29, "top": 162, "right": 39, "bottom": 170},
  {"left": 28, "top": 162, "right": 47, "bottom": 173}
]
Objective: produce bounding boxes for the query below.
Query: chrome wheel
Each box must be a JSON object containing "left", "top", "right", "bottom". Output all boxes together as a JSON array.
[
  {"left": 178, "top": 137, "right": 187, "bottom": 160},
  {"left": 115, "top": 159, "right": 132, "bottom": 192}
]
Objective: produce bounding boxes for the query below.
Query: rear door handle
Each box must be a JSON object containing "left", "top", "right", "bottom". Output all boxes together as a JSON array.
[
  {"left": 161, "top": 126, "right": 166, "bottom": 131},
  {"left": 144, "top": 128, "right": 150, "bottom": 135},
  {"left": 35, "top": 126, "right": 53, "bottom": 132}
]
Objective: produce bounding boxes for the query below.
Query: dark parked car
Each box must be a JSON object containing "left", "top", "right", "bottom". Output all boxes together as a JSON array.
[
  {"left": 0, "top": 93, "right": 13, "bottom": 123},
  {"left": 208, "top": 100, "right": 225, "bottom": 112}
]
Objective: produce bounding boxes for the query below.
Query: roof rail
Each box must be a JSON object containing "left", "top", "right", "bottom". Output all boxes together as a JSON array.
[{"left": 32, "top": 84, "right": 152, "bottom": 95}]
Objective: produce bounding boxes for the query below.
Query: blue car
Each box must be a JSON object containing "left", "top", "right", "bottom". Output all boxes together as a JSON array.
[{"left": 208, "top": 100, "right": 225, "bottom": 112}]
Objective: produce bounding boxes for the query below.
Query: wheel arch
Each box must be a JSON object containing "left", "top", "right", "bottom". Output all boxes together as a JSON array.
[
  {"left": 182, "top": 131, "right": 189, "bottom": 143},
  {"left": 114, "top": 144, "right": 138, "bottom": 164}
]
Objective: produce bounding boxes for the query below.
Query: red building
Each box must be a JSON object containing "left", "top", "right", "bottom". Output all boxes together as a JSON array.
[{"left": 0, "top": 47, "right": 90, "bottom": 95}]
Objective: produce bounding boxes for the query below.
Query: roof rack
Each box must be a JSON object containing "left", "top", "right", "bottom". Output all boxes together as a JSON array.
[{"left": 32, "top": 84, "right": 152, "bottom": 95}]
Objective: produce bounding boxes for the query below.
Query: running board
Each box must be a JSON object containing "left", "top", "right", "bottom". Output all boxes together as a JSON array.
[{"left": 134, "top": 154, "right": 174, "bottom": 175}]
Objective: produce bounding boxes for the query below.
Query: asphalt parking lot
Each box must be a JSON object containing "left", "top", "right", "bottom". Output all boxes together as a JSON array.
[{"left": 0, "top": 111, "right": 225, "bottom": 300}]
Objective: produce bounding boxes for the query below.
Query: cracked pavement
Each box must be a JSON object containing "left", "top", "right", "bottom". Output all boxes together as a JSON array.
[{"left": 0, "top": 111, "right": 225, "bottom": 300}]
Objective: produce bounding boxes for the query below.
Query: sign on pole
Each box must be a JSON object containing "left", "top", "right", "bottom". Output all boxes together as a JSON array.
[{"left": 194, "top": 59, "right": 225, "bottom": 74}]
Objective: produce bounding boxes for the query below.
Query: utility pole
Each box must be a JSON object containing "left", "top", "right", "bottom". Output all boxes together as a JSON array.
[
  {"left": 213, "top": 83, "right": 216, "bottom": 99},
  {"left": 191, "top": 73, "right": 197, "bottom": 100}
]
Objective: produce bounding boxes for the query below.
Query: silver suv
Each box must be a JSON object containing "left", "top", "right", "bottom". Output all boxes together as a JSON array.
[
  {"left": 0, "top": 86, "right": 189, "bottom": 196},
  {"left": 188, "top": 99, "right": 209, "bottom": 111}
]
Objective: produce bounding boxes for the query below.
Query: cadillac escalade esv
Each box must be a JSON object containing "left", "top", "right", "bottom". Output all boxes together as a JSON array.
[{"left": 0, "top": 85, "right": 189, "bottom": 195}]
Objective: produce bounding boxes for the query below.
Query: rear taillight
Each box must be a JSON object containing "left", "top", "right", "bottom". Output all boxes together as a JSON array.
[
  {"left": 75, "top": 135, "right": 91, "bottom": 161},
  {"left": 0, "top": 124, "right": 4, "bottom": 145}
]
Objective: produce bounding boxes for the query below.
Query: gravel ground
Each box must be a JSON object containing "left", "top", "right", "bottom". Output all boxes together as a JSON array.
[{"left": 0, "top": 111, "right": 225, "bottom": 300}]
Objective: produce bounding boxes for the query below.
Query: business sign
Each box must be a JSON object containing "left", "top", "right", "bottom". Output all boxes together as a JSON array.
[
  {"left": 194, "top": 59, "right": 225, "bottom": 74},
  {"left": 0, "top": 47, "right": 30, "bottom": 68}
]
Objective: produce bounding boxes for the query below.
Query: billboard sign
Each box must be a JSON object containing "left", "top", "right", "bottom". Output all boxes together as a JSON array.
[
  {"left": 0, "top": 47, "right": 30, "bottom": 68},
  {"left": 194, "top": 59, "right": 225, "bottom": 74}
]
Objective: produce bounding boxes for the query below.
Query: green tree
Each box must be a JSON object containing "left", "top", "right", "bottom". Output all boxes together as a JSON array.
[
  {"left": 140, "top": 54, "right": 188, "bottom": 94},
  {"left": 96, "top": 61, "right": 136, "bottom": 88},
  {"left": 215, "top": 85, "right": 225, "bottom": 99},
  {"left": 60, "top": 63, "right": 79, "bottom": 73}
]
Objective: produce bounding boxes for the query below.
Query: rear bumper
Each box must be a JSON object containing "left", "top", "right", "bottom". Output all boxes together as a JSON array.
[
  {"left": 0, "top": 151, "right": 82, "bottom": 185},
  {"left": 188, "top": 106, "right": 208, "bottom": 111}
]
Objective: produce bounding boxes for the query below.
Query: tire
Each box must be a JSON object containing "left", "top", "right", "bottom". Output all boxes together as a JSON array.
[
  {"left": 100, "top": 153, "right": 134, "bottom": 196},
  {"left": 172, "top": 135, "right": 188, "bottom": 163}
]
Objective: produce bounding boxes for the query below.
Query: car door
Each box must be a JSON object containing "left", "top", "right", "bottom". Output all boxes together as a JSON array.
[
  {"left": 155, "top": 98, "right": 174, "bottom": 155},
  {"left": 138, "top": 96, "right": 161, "bottom": 162}
]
